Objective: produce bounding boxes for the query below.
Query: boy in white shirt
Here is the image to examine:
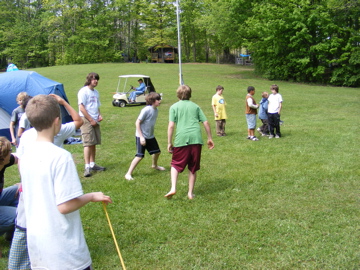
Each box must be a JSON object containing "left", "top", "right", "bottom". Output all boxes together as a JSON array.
[
  {"left": 267, "top": 84, "right": 283, "bottom": 138},
  {"left": 19, "top": 95, "right": 112, "bottom": 270}
]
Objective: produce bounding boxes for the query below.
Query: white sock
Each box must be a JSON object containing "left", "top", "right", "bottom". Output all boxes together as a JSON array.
[{"left": 90, "top": 162, "right": 95, "bottom": 168}]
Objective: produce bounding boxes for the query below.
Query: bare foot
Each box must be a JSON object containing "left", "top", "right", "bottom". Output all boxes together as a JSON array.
[
  {"left": 188, "top": 193, "right": 195, "bottom": 200},
  {"left": 152, "top": 166, "right": 166, "bottom": 171},
  {"left": 164, "top": 191, "right": 176, "bottom": 199},
  {"left": 125, "top": 174, "right": 134, "bottom": 181}
]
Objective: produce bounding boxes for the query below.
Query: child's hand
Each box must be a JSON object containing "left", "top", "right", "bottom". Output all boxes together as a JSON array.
[
  {"left": 49, "top": 94, "right": 66, "bottom": 105},
  {"left": 140, "top": 137, "right": 146, "bottom": 146},
  {"left": 167, "top": 143, "right": 174, "bottom": 153},
  {"left": 91, "top": 192, "right": 112, "bottom": 205},
  {"left": 207, "top": 139, "right": 214, "bottom": 150}
]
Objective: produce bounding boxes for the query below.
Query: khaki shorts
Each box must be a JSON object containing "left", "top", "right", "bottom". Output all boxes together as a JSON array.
[{"left": 81, "top": 117, "right": 101, "bottom": 147}]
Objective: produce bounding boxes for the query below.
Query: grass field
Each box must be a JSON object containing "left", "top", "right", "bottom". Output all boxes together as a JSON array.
[{"left": 1, "top": 63, "right": 359, "bottom": 269}]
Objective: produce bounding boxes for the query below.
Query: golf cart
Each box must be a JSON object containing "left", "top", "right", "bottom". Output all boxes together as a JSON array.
[{"left": 112, "top": 74, "right": 157, "bottom": 107}]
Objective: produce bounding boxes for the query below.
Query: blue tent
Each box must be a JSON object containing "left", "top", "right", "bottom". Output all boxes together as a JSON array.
[{"left": 0, "top": 70, "right": 72, "bottom": 140}]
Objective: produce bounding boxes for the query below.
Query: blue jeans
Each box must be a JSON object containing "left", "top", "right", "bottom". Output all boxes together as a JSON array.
[
  {"left": 0, "top": 185, "right": 19, "bottom": 235},
  {"left": 129, "top": 90, "right": 144, "bottom": 101}
]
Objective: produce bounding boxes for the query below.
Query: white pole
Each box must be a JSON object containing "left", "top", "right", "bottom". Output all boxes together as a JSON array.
[{"left": 176, "top": 0, "right": 184, "bottom": 85}]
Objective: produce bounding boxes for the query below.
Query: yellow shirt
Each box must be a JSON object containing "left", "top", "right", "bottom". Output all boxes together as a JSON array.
[{"left": 212, "top": 94, "right": 227, "bottom": 120}]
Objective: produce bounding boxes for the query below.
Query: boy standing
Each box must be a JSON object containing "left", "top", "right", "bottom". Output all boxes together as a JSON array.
[
  {"left": 125, "top": 92, "right": 165, "bottom": 180},
  {"left": 9, "top": 92, "right": 28, "bottom": 146},
  {"left": 8, "top": 94, "right": 83, "bottom": 270},
  {"left": 78, "top": 72, "right": 106, "bottom": 177},
  {"left": 245, "top": 86, "right": 259, "bottom": 141},
  {"left": 258, "top": 91, "right": 269, "bottom": 136},
  {"left": 267, "top": 84, "right": 283, "bottom": 139},
  {"left": 165, "top": 85, "right": 214, "bottom": 200},
  {"left": 20, "top": 95, "right": 112, "bottom": 270},
  {"left": 211, "top": 85, "right": 227, "bottom": 136}
]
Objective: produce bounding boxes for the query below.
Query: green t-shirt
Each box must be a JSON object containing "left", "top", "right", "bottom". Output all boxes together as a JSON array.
[{"left": 169, "top": 100, "right": 207, "bottom": 147}]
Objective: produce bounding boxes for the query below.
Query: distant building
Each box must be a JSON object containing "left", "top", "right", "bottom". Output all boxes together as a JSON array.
[{"left": 148, "top": 45, "right": 178, "bottom": 63}]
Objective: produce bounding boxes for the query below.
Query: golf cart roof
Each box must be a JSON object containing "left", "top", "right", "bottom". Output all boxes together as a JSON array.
[{"left": 118, "top": 74, "right": 150, "bottom": 78}]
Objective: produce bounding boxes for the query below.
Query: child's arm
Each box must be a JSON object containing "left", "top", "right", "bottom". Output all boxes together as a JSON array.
[
  {"left": 17, "top": 127, "right": 25, "bottom": 139},
  {"left": 212, "top": 104, "right": 218, "bottom": 118},
  {"left": 49, "top": 94, "right": 83, "bottom": 129},
  {"left": 9, "top": 121, "right": 16, "bottom": 145},
  {"left": 278, "top": 102, "right": 282, "bottom": 115},
  {"left": 167, "top": 121, "right": 175, "bottom": 153},
  {"left": 57, "top": 192, "right": 112, "bottom": 215},
  {"left": 135, "top": 119, "right": 145, "bottom": 146},
  {"left": 202, "top": 121, "right": 214, "bottom": 149}
]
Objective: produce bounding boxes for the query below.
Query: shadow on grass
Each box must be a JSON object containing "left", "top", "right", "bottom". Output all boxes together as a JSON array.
[{"left": 196, "top": 177, "right": 234, "bottom": 198}]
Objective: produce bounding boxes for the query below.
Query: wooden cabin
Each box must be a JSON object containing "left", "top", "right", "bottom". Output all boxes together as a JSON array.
[{"left": 149, "top": 45, "right": 178, "bottom": 63}]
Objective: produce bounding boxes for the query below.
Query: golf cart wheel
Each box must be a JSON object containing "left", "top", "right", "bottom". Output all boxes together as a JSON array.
[
  {"left": 112, "top": 100, "right": 117, "bottom": 106},
  {"left": 118, "top": 100, "right": 126, "bottom": 107}
]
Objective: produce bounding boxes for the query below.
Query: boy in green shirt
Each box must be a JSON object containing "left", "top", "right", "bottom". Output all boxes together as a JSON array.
[{"left": 165, "top": 85, "right": 214, "bottom": 200}]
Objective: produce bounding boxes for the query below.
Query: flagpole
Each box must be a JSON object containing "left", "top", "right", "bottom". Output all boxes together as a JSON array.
[{"left": 176, "top": 0, "right": 184, "bottom": 85}]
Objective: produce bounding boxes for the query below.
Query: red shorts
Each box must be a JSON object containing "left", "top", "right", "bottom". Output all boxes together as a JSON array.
[{"left": 171, "top": 144, "right": 202, "bottom": 174}]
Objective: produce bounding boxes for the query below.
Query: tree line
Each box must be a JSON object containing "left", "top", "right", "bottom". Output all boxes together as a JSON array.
[{"left": 0, "top": 0, "right": 359, "bottom": 86}]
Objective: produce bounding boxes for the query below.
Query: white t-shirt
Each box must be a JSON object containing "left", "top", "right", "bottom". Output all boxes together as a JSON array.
[
  {"left": 15, "top": 123, "right": 76, "bottom": 229},
  {"left": 20, "top": 142, "right": 91, "bottom": 270},
  {"left": 267, "top": 93, "right": 283, "bottom": 114},
  {"left": 136, "top": 105, "right": 158, "bottom": 139},
  {"left": 19, "top": 113, "right": 31, "bottom": 130},
  {"left": 78, "top": 86, "right": 101, "bottom": 120}
]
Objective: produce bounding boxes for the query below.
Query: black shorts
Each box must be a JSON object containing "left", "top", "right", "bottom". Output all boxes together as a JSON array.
[{"left": 135, "top": 137, "right": 161, "bottom": 158}]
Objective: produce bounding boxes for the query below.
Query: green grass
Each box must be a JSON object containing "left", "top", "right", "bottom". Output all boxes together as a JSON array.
[{"left": 1, "top": 63, "right": 359, "bottom": 269}]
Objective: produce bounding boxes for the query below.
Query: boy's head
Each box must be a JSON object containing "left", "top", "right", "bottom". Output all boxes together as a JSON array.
[
  {"left": 26, "top": 95, "right": 61, "bottom": 132},
  {"left": 146, "top": 92, "right": 161, "bottom": 105},
  {"left": 247, "top": 86, "right": 255, "bottom": 94},
  {"left": 138, "top": 79, "right": 143, "bottom": 83},
  {"left": 85, "top": 72, "right": 100, "bottom": 86},
  {"left": 22, "top": 95, "right": 33, "bottom": 110},
  {"left": 216, "top": 85, "right": 224, "bottom": 93},
  {"left": 16, "top": 92, "right": 28, "bottom": 105},
  {"left": 270, "top": 84, "right": 279, "bottom": 93},
  {"left": 0, "top": 137, "right": 11, "bottom": 165},
  {"left": 262, "top": 91, "right": 269, "bottom": 98},
  {"left": 177, "top": 85, "right": 192, "bottom": 100}
]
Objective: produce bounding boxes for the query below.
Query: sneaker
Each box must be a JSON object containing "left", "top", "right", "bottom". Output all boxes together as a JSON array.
[
  {"left": 91, "top": 164, "right": 106, "bottom": 171},
  {"left": 269, "top": 135, "right": 274, "bottom": 139},
  {"left": 84, "top": 167, "right": 92, "bottom": 177},
  {"left": 251, "top": 136, "right": 259, "bottom": 141},
  {"left": 247, "top": 136, "right": 251, "bottom": 140},
  {"left": 275, "top": 135, "right": 280, "bottom": 139}
]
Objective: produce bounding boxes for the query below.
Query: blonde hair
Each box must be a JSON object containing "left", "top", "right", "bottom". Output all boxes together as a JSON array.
[
  {"left": 176, "top": 85, "right": 192, "bottom": 100},
  {"left": 0, "top": 137, "right": 12, "bottom": 165},
  {"left": 16, "top": 92, "right": 28, "bottom": 102},
  {"left": 26, "top": 95, "right": 60, "bottom": 132},
  {"left": 262, "top": 91, "right": 269, "bottom": 98}
]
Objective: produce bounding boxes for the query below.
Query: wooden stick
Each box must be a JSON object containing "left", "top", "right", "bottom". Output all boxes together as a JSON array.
[{"left": 102, "top": 202, "right": 127, "bottom": 270}]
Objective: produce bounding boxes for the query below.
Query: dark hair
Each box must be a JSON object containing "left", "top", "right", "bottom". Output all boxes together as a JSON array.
[
  {"left": 247, "top": 86, "right": 255, "bottom": 93},
  {"left": 22, "top": 95, "right": 33, "bottom": 109},
  {"left": 85, "top": 72, "right": 100, "bottom": 86},
  {"left": 146, "top": 92, "right": 161, "bottom": 105},
  {"left": 138, "top": 79, "right": 143, "bottom": 82},
  {"left": 270, "top": 84, "right": 279, "bottom": 93},
  {"left": 216, "top": 85, "right": 224, "bottom": 92}
]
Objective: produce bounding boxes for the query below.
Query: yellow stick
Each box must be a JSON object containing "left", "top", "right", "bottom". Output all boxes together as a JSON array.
[{"left": 102, "top": 202, "right": 127, "bottom": 270}]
